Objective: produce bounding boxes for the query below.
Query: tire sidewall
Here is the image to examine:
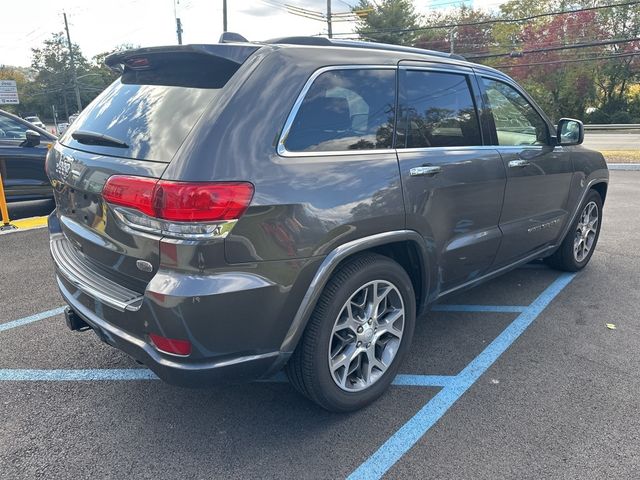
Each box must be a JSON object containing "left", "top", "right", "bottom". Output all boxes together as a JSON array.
[{"left": 308, "top": 256, "right": 416, "bottom": 412}]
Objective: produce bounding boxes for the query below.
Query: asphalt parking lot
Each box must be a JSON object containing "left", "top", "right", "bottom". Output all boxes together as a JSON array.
[{"left": 1, "top": 170, "right": 639, "bottom": 479}]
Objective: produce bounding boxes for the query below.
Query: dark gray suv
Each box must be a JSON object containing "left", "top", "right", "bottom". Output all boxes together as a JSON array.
[{"left": 46, "top": 37, "right": 608, "bottom": 412}]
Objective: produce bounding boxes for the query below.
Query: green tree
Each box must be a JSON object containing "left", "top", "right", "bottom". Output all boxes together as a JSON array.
[
  {"left": 29, "top": 32, "right": 92, "bottom": 120},
  {"left": 591, "top": 2, "right": 640, "bottom": 117},
  {"left": 354, "top": 0, "right": 421, "bottom": 45}
]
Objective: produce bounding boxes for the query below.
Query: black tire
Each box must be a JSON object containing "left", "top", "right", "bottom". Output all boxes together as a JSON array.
[
  {"left": 286, "top": 253, "right": 416, "bottom": 412},
  {"left": 545, "top": 189, "right": 603, "bottom": 272}
]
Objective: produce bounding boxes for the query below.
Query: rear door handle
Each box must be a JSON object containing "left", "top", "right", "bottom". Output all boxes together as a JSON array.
[
  {"left": 508, "top": 159, "right": 530, "bottom": 168},
  {"left": 410, "top": 166, "right": 442, "bottom": 177}
]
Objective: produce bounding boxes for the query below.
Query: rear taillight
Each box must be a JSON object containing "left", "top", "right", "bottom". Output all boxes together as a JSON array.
[{"left": 102, "top": 175, "right": 254, "bottom": 239}]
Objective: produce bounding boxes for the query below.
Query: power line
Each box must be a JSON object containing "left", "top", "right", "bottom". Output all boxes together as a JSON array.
[
  {"left": 466, "top": 36, "right": 640, "bottom": 59},
  {"left": 494, "top": 51, "right": 640, "bottom": 68},
  {"left": 332, "top": 0, "right": 640, "bottom": 37}
]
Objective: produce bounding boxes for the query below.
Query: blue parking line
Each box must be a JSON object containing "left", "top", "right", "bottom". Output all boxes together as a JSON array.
[
  {"left": 347, "top": 272, "right": 576, "bottom": 480},
  {"left": 0, "top": 368, "right": 456, "bottom": 388},
  {"left": 431, "top": 304, "right": 526, "bottom": 313},
  {"left": 0, "top": 307, "right": 65, "bottom": 333},
  {"left": 392, "top": 374, "right": 455, "bottom": 387},
  {"left": 0, "top": 368, "right": 158, "bottom": 381}
]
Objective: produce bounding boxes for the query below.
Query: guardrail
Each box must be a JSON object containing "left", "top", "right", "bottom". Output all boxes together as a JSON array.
[{"left": 585, "top": 124, "right": 640, "bottom": 131}]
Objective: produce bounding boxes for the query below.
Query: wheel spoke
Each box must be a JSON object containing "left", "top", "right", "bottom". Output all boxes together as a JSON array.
[
  {"left": 372, "top": 282, "right": 392, "bottom": 319},
  {"left": 376, "top": 308, "right": 403, "bottom": 339},
  {"left": 330, "top": 343, "right": 358, "bottom": 374},
  {"left": 364, "top": 348, "right": 384, "bottom": 383}
]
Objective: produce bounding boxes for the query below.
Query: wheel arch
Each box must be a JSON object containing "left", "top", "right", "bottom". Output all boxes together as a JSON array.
[
  {"left": 591, "top": 181, "right": 608, "bottom": 205},
  {"left": 279, "top": 230, "right": 430, "bottom": 354}
]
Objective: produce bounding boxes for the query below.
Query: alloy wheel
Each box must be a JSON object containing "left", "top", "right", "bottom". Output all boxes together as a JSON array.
[
  {"left": 328, "top": 280, "right": 405, "bottom": 392},
  {"left": 574, "top": 201, "right": 599, "bottom": 262}
]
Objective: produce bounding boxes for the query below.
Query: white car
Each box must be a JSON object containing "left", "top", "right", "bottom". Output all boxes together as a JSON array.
[
  {"left": 24, "top": 116, "right": 46, "bottom": 130},
  {"left": 56, "top": 122, "right": 69, "bottom": 135}
]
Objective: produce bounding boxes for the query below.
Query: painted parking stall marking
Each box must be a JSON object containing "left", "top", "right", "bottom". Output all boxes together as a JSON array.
[
  {"left": 0, "top": 267, "right": 577, "bottom": 479},
  {"left": 0, "top": 306, "right": 65, "bottom": 333},
  {"left": 348, "top": 272, "right": 576, "bottom": 480}
]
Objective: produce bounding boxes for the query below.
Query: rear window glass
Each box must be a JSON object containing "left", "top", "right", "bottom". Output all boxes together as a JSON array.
[
  {"left": 61, "top": 53, "right": 241, "bottom": 162},
  {"left": 398, "top": 70, "right": 481, "bottom": 148},
  {"left": 283, "top": 69, "right": 396, "bottom": 152}
]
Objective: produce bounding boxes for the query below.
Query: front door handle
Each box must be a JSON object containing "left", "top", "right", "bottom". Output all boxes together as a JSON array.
[
  {"left": 410, "top": 166, "right": 442, "bottom": 177},
  {"left": 508, "top": 159, "right": 530, "bottom": 168}
]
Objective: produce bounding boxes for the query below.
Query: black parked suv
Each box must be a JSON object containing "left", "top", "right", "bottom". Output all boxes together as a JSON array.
[
  {"left": 46, "top": 37, "right": 608, "bottom": 411},
  {"left": 1, "top": 109, "right": 56, "bottom": 202}
]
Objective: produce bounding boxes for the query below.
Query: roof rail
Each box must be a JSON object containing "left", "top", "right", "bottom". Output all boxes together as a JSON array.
[
  {"left": 265, "top": 36, "right": 333, "bottom": 47},
  {"left": 264, "top": 36, "right": 465, "bottom": 61}
]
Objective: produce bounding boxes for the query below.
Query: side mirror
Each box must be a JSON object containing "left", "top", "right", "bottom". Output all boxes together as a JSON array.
[
  {"left": 23, "top": 129, "right": 41, "bottom": 147},
  {"left": 556, "top": 118, "right": 584, "bottom": 146}
]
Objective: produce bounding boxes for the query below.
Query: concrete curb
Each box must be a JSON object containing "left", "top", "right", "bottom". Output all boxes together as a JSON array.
[{"left": 607, "top": 163, "right": 640, "bottom": 170}]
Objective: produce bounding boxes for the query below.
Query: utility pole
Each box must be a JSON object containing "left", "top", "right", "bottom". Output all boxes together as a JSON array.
[
  {"left": 174, "top": 0, "right": 183, "bottom": 44},
  {"left": 449, "top": 27, "right": 456, "bottom": 54},
  {"left": 327, "top": 0, "right": 332, "bottom": 38},
  {"left": 223, "top": 0, "right": 228, "bottom": 32},
  {"left": 51, "top": 105, "right": 58, "bottom": 133},
  {"left": 176, "top": 18, "right": 183, "bottom": 44},
  {"left": 63, "top": 12, "right": 82, "bottom": 113}
]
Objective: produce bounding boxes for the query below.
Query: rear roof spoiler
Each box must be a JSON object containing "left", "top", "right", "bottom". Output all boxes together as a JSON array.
[{"left": 105, "top": 44, "right": 259, "bottom": 72}]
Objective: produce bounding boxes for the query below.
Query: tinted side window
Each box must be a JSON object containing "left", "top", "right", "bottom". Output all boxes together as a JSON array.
[
  {"left": 399, "top": 70, "right": 481, "bottom": 148},
  {"left": 481, "top": 78, "right": 548, "bottom": 146},
  {"left": 0, "top": 115, "right": 28, "bottom": 140},
  {"left": 284, "top": 69, "right": 396, "bottom": 152}
]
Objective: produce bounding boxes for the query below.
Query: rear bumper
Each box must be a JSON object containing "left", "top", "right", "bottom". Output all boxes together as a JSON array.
[
  {"left": 56, "top": 275, "right": 287, "bottom": 387},
  {"left": 47, "top": 211, "right": 319, "bottom": 387}
]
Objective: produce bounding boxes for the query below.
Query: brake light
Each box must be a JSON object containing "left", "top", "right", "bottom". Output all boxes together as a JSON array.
[
  {"left": 149, "top": 333, "right": 192, "bottom": 356},
  {"left": 102, "top": 175, "right": 254, "bottom": 239},
  {"left": 125, "top": 57, "right": 151, "bottom": 69}
]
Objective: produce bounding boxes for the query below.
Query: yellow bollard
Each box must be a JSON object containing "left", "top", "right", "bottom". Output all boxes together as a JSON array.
[{"left": 0, "top": 173, "right": 12, "bottom": 228}]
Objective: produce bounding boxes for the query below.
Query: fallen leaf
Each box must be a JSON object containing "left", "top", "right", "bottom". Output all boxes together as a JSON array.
[{"left": 606, "top": 323, "right": 617, "bottom": 330}]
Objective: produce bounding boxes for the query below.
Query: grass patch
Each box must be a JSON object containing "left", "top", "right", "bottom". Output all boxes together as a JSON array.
[{"left": 601, "top": 150, "right": 640, "bottom": 163}]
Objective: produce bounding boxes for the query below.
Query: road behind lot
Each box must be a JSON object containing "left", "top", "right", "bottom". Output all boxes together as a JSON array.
[
  {"left": 584, "top": 130, "right": 640, "bottom": 151},
  {"left": 0, "top": 171, "right": 638, "bottom": 479}
]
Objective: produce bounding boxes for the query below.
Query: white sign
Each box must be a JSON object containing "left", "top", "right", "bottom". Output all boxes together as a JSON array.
[{"left": 0, "top": 80, "right": 19, "bottom": 105}]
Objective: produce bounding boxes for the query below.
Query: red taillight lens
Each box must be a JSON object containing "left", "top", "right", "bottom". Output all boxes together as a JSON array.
[
  {"left": 149, "top": 333, "right": 192, "bottom": 356},
  {"left": 102, "top": 176, "right": 157, "bottom": 217},
  {"left": 154, "top": 181, "right": 254, "bottom": 222},
  {"left": 102, "top": 176, "right": 254, "bottom": 222}
]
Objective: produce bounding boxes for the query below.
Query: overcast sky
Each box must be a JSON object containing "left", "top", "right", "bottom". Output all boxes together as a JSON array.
[{"left": 1, "top": 0, "right": 500, "bottom": 68}]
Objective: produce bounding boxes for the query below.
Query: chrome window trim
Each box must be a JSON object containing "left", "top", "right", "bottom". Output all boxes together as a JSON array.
[
  {"left": 398, "top": 64, "right": 474, "bottom": 75},
  {"left": 398, "top": 145, "right": 500, "bottom": 154},
  {"left": 277, "top": 64, "right": 397, "bottom": 158}
]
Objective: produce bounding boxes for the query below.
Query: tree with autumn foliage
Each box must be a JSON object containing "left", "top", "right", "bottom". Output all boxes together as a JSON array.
[
  {"left": 354, "top": 0, "right": 640, "bottom": 122},
  {"left": 503, "top": 9, "right": 603, "bottom": 120}
]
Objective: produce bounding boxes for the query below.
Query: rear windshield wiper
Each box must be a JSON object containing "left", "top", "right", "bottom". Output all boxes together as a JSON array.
[{"left": 71, "top": 130, "right": 129, "bottom": 149}]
